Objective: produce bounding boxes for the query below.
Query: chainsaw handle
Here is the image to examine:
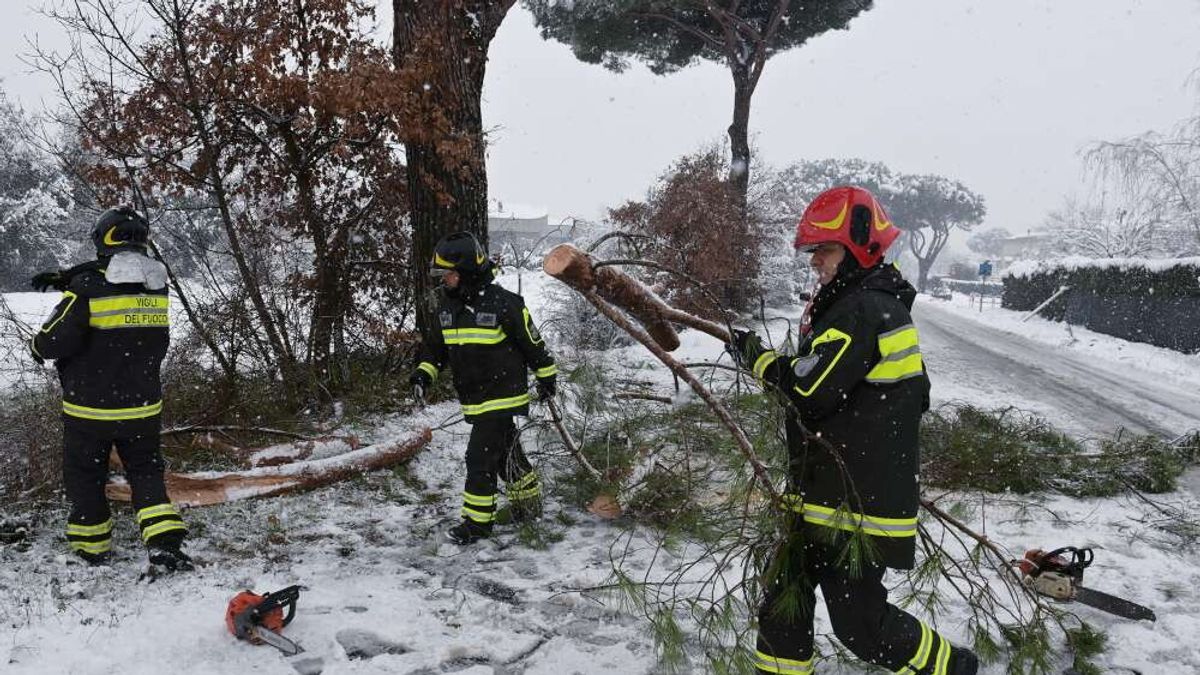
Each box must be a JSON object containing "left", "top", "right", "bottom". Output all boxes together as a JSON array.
[
  {"left": 259, "top": 585, "right": 303, "bottom": 627},
  {"left": 1041, "top": 546, "right": 1093, "bottom": 567}
]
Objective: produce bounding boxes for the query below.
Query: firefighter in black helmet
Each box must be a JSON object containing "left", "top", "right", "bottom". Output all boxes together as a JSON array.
[
  {"left": 30, "top": 206, "right": 191, "bottom": 571},
  {"left": 408, "top": 232, "right": 557, "bottom": 545}
]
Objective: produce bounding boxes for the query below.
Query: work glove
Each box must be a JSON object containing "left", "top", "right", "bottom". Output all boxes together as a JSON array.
[
  {"left": 30, "top": 350, "right": 44, "bottom": 366},
  {"left": 31, "top": 271, "right": 66, "bottom": 293},
  {"left": 535, "top": 375, "right": 557, "bottom": 400},
  {"left": 408, "top": 370, "right": 431, "bottom": 405},
  {"left": 725, "top": 329, "right": 765, "bottom": 370}
]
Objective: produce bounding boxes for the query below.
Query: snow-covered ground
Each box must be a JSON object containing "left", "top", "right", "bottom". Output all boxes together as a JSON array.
[{"left": 3, "top": 272, "right": 1200, "bottom": 674}]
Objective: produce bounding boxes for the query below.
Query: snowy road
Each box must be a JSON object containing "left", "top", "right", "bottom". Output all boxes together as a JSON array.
[{"left": 916, "top": 299, "right": 1200, "bottom": 439}]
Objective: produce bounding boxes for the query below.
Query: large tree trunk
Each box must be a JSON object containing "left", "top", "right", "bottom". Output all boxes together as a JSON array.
[
  {"left": 727, "top": 67, "right": 754, "bottom": 209},
  {"left": 393, "top": 0, "right": 515, "bottom": 334},
  {"left": 908, "top": 226, "right": 951, "bottom": 292}
]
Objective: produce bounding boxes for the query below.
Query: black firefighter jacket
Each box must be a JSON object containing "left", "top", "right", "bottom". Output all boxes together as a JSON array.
[
  {"left": 416, "top": 280, "right": 556, "bottom": 421},
  {"left": 31, "top": 253, "right": 170, "bottom": 435},
  {"left": 748, "top": 264, "right": 930, "bottom": 569}
]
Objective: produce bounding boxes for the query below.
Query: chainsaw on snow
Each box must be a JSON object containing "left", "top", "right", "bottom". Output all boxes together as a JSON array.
[
  {"left": 226, "top": 585, "right": 305, "bottom": 655},
  {"left": 1017, "top": 547, "right": 1155, "bottom": 622}
]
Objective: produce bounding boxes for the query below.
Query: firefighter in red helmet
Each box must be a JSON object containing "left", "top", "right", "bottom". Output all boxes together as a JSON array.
[{"left": 728, "top": 186, "right": 978, "bottom": 675}]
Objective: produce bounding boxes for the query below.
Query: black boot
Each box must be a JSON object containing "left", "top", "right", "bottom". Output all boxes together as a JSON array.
[
  {"left": 147, "top": 533, "right": 194, "bottom": 572},
  {"left": 75, "top": 550, "right": 112, "bottom": 567},
  {"left": 949, "top": 647, "right": 979, "bottom": 675},
  {"left": 447, "top": 519, "right": 492, "bottom": 545}
]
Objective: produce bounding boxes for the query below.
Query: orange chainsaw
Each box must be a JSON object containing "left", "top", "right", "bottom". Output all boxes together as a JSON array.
[
  {"left": 1017, "top": 547, "right": 1155, "bottom": 622},
  {"left": 226, "top": 585, "right": 305, "bottom": 655}
]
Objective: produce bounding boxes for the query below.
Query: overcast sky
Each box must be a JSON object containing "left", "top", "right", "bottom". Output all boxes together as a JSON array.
[{"left": 4, "top": 0, "right": 1199, "bottom": 240}]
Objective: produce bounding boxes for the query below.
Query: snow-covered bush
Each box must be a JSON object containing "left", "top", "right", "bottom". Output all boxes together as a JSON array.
[
  {"left": 1002, "top": 256, "right": 1200, "bottom": 352},
  {"left": 755, "top": 221, "right": 808, "bottom": 307}
]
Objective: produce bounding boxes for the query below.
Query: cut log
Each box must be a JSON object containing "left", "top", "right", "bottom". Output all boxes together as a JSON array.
[
  {"left": 105, "top": 427, "right": 432, "bottom": 507},
  {"left": 545, "top": 243, "right": 730, "bottom": 351}
]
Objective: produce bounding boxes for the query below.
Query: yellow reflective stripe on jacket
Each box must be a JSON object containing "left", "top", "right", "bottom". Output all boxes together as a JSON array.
[
  {"left": 794, "top": 327, "right": 852, "bottom": 397},
  {"left": 63, "top": 400, "right": 163, "bottom": 421},
  {"left": 866, "top": 324, "right": 924, "bottom": 384},
  {"left": 783, "top": 497, "right": 918, "bottom": 538},
  {"left": 535, "top": 364, "right": 558, "bottom": 378},
  {"left": 461, "top": 393, "right": 530, "bottom": 416},
  {"left": 70, "top": 539, "right": 113, "bottom": 554},
  {"left": 522, "top": 307, "right": 544, "bottom": 345},
  {"left": 67, "top": 519, "right": 114, "bottom": 536},
  {"left": 42, "top": 291, "right": 79, "bottom": 333},
  {"left": 753, "top": 649, "right": 813, "bottom": 674},
  {"left": 136, "top": 503, "right": 180, "bottom": 523},
  {"left": 88, "top": 295, "right": 170, "bottom": 329},
  {"left": 752, "top": 351, "right": 778, "bottom": 382},
  {"left": 442, "top": 326, "right": 506, "bottom": 345},
  {"left": 417, "top": 361, "right": 439, "bottom": 382}
]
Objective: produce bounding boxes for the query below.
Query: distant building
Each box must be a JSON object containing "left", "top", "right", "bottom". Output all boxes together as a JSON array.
[
  {"left": 998, "top": 233, "right": 1053, "bottom": 260},
  {"left": 487, "top": 201, "right": 570, "bottom": 256}
]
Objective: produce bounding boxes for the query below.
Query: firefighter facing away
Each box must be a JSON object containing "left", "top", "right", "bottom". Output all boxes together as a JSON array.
[
  {"left": 30, "top": 206, "right": 191, "bottom": 571},
  {"left": 728, "top": 187, "right": 979, "bottom": 675},
  {"left": 408, "top": 232, "right": 557, "bottom": 545}
]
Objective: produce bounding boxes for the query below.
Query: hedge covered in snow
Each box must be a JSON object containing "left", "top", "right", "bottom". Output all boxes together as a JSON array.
[{"left": 1002, "top": 257, "right": 1200, "bottom": 353}]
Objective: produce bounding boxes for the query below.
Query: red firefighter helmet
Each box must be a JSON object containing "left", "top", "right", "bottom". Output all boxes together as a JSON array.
[{"left": 794, "top": 186, "right": 899, "bottom": 268}]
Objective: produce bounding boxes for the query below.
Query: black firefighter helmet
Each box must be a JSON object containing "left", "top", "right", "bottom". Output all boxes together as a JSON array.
[
  {"left": 430, "top": 231, "right": 493, "bottom": 279},
  {"left": 92, "top": 206, "right": 150, "bottom": 257}
]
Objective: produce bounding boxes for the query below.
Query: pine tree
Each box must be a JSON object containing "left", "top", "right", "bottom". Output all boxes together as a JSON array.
[{"left": 526, "top": 0, "right": 876, "bottom": 207}]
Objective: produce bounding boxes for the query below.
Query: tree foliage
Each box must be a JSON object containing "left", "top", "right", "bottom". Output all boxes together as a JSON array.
[
  {"left": 1086, "top": 113, "right": 1200, "bottom": 254},
  {"left": 1043, "top": 194, "right": 1164, "bottom": 259},
  {"left": 526, "top": 0, "right": 875, "bottom": 202},
  {"left": 608, "top": 147, "right": 763, "bottom": 319},
  {"left": 966, "top": 227, "right": 1012, "bottom": 259},
  {"left": 0, "top": 91, "right": 83, "bottom": 290},
  {"left": 41, "top": 0, "right": 413, "bottom": 397}
]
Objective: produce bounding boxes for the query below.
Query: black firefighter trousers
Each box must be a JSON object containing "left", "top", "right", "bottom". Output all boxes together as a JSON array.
[
  {"left": 62, "top": 418, "right": 186, "bottom": 557},
  {"left": 754, "top": 527, "right": 960, "bottom": 675},
  {"left": 460, "top": 414, "right": 541, "bottom": 529}
]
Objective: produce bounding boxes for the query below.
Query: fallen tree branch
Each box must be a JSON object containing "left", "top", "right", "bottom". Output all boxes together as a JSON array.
[
  {"left": 161, "top": 425, "right": 325, "bottom": 441},
  {"left": 582, "top": 290, "right": 781, "bottom": 505},
  {"left": 614, "top": 391, "right": 674, "bottom": 404},
  {"left": 544, "top": 398, "right": 602, "bottom": 480},
  {"left": 106, "top": 427, "right": 432, "bottom": 507}
]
